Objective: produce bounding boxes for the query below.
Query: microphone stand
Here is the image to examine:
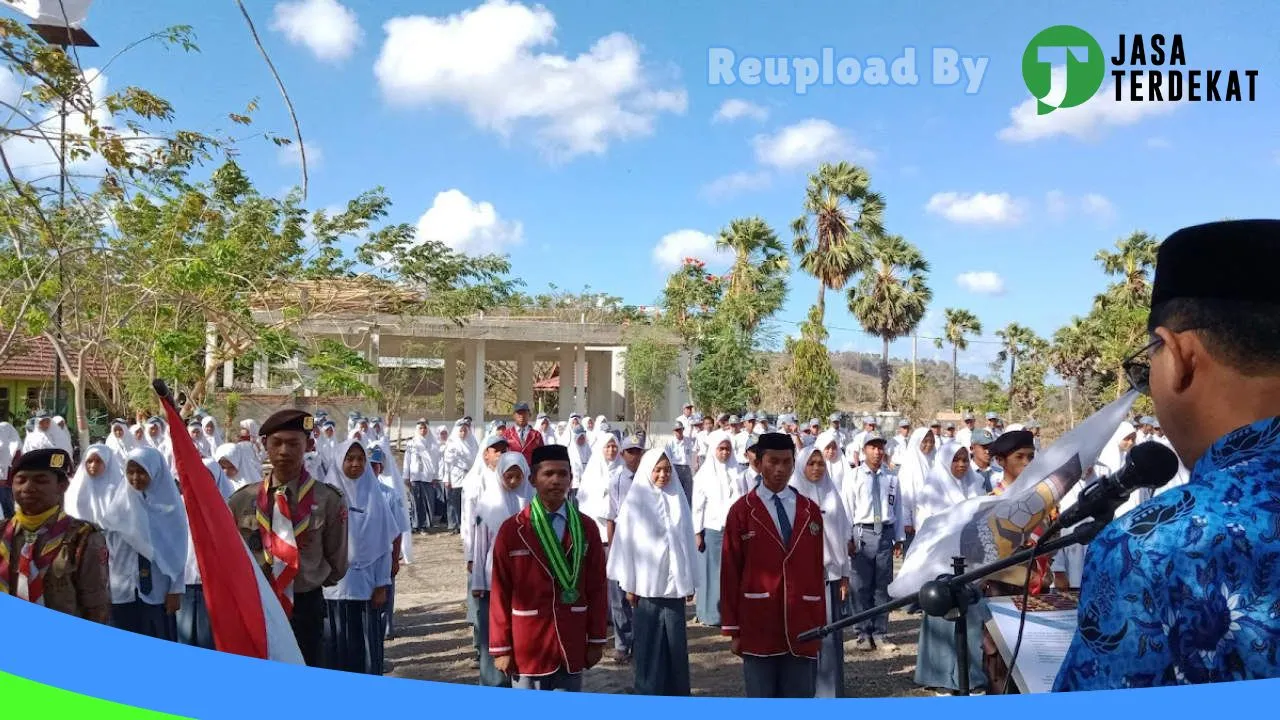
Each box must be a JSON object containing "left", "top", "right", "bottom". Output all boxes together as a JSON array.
[{"left": 798, "top": 516, "right": 1114, "bottom": 696}]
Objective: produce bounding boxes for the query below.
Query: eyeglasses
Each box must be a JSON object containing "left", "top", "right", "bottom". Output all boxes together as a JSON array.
[{"left": 1122, "top": 337, "right": 1163, "bottom": 395}]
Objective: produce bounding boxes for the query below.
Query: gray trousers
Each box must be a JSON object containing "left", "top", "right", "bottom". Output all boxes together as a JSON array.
[
  {"left": 471, "top": 593, "right": 511, "bottom": 687},
  {"left": 674, "top": 465, "right": 693, "bottom": 505},
  {"left": 515, "top": 669, "right": 583, "bottom": 691},
  {"left": 851, "top": 525, "right": 895, "bottom": 638},
  {"left": 742, "top": 654, "right": 817, "bottom": 698},
  {"left": 694, "top": 528, "right": 723, "bottom": 626},
  {"left": 816, "top": 580, "right": 847, "bottom": 697},
  {"left": 609, "top": 579, "right": 633, "bottom": 653},
  {"left": 633, "top": 597, "right": 691, "bottom": 696}
]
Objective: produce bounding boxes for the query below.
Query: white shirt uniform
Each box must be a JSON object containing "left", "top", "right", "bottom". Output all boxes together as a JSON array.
[
  {"left": 754, "top": 484, "right": 798, "bottom": 539},
  {"left": 843, "top": 464, "right": 905, "bottom": 542}
]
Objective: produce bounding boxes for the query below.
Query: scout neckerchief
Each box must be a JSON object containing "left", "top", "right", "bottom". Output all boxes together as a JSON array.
[
  {"left": 0, "top": 508, "right": 74, "bottom": 605},
  {"left": 256, "top": 470, "right": 317, "bottom": 617},
  {"left": 528, "top": 497, "right": 585, "bottom": 604}
]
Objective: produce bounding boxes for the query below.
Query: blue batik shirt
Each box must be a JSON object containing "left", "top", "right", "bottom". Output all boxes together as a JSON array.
[{"left": 1055, "top": 416, "right": 1280, "bottom": 691}]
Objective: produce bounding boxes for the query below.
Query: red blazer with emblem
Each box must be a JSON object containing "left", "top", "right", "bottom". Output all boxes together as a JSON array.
[
  {"left": 488, "top": 503, "right": 608, "bottom": 677},
  {"left": 501, "top": 425, "right": 544, "bottom": 466},
  {"left": 720, "top": 487, "right": 826, "bottom": 659}
]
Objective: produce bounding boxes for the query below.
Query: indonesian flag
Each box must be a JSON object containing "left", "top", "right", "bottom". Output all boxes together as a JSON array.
[
  {"left": 889, "top": 391, "right": 1139, "bottom": 598},
  {"left": 156, "top": 382, "right": 303, "bottom": 664},
  {"left": 1, "top": 1, "right": 93, "bottom": 27}
]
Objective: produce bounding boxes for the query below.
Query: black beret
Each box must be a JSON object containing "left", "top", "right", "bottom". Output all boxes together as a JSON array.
[
  {"left": 755, "top": 432, "right": 795, "bottom": 454},
  {"left": 13, "top": 448, "right": 72, "bottom": 477},
  {"left": 531, "top": 444, "right": 571, "bottom": 465},
  {"left": 988, "top": 430, "right": 1035, "bottom": 457},
  {"left": 259, "top": 409, "right": 314, "bottom": 436},
  {"left": 1149, "top": 220, "right": 1280, "bottom": 329}
]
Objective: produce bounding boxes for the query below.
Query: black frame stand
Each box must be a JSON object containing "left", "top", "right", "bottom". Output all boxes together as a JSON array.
[{"left": 798, "top": 518, "right": 1110, "bottom": 696}]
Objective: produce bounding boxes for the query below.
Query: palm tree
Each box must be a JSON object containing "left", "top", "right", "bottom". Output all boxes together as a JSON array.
[
  {"left": 995, "top": 323, "right": 1038, "bottom": 386},
  {"left": 716, "top": 217, "right": 789, "bottom": 334},
  {"left": 790, "top": 162, "right": 885, "bottom": 317},
  {"left": 1049, "top": 318, "right": 1099, "bottom": 425},
  {"left": 848, "top": 235, "right": 932, "bottom": 411},
  {"left": 1094, "top": 231, "right": 1159, "bottom": 305},
  {"left": 934, "top": 308, "right": 982, "bottom": 411}
]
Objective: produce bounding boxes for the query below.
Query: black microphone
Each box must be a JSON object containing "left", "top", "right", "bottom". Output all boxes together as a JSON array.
[{"left": 1051, "top": 441, "right": 1180, "bottom": 532}]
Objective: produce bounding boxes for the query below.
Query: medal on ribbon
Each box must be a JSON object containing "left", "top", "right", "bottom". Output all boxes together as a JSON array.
[{"left": 529, "top": 498, "right": 586, "bottom": 604}]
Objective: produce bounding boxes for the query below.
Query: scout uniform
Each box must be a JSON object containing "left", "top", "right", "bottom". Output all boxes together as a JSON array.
[
  {"left": 228, "top": 409, "right": 348, "bottom": 667},
  {"left": 721, "top": 433, "right": 827, "bottom": 698},
  {"left": 0, "top": 448, "right": 111, "bottom": 623},
  {"left": 489, "top": 445, "right": 609, "bottom": 691}
]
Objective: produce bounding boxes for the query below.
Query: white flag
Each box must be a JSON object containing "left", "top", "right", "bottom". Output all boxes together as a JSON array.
[
  {"left": 2, "top": 1, "right": 93, "bottom": 27},
  {"left": 889, "top": 391, "right": 1139, "bottom": 598}
]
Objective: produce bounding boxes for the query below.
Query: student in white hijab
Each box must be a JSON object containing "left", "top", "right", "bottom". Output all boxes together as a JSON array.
[
  {"left": 442, "top": 420, "right": 476, "bottom": 532},
  {"left": 914, "top": 442, "right": 990, "bottom": 695},
  {"left": 369, "top": 445, "right": 410, "bottom": 643},
  {"left": 402, "top": 419, "right": 440, "bottom": 532},
  {"left": 143, "top": 417, "right": 175, "bottom": 470},
  {"left": 606, "top": 448, "right": 696, "bottom": 696},
  {"left": 105, "top": 420, "right": 134, "bottom": 466},
  {"left": 1099, "top": 421, "right": 1139, "bottom": 516},
  {"left": 576, "top": 433, "right": 621, "bottom": 540},
  {"left": 177, "top": 447, "right": 235, "bottom": 650},
  {"left": 461, "top": 433, "right": 510, "bottom": 564},
  {"left": 689, "top": 429, "right": 747, "bottom": 627},
  {"left": 21, "top": 413, "right": 57, "bottom": 453},
  {"left": 323, "top": 439, "right": 399, "bottom": 675},
  {"left": 895, "top": 428, "right": 936, "bottom": 542},
  {"left": 50, "top": 415, "right": 74, "bottom": 455},
  {"left": 535, "top": 415, "right": 557, "bottom": 446},
  {"left": 790, "top": 445, "right": 853, "bottom": 698},
  {"left": 213, "top": 442, "right": 256, "bottom": 491},
  {"left": 200, "top": 416, "right": 224, "bottom": 450},
  {"left": 101, "top": 447, "right": 189, "bottom": 641},
  {"left": 187, "top": 420, "right": 213, "bottom": 459},
  {"left": 566, "top": 425, "right": 592, "bottom": 494},
  {"left": 130, "top": 423, "right": 146, "bottom": 451},
  {"left": 469, "top": 452, "right": 533, "bottom": 688},
  {"left": 65, "top": 444, "right": 123, "bottom": 526},
  {"left": 815, "top": 430, "right": 847, "bottom": 493}
]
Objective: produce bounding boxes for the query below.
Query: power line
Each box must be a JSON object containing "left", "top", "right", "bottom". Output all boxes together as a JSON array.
[{"left": 773, "top": 317, "right": 1010, "bottom": 346}]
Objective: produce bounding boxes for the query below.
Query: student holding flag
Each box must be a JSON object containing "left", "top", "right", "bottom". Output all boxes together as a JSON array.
[{"left": 228, "top": 410, "right": 349, "bottom": 666}]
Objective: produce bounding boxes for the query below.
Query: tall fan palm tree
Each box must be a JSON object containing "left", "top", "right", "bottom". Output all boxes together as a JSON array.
[
  {"left": 1094, "top": 231, "right": 1159, "bottom": 306},
  {"left": 934, "top": 308, "right": 982, "bottom": 411},
  {"left": 848, "top": 235, "right": 932, "bottom": 411},
  {"left": 716, "top": 217, "right": 789, "bottom": 334},
  {"left": 995, "top": 322, "right": 1039, "bottom": 386},
  {"left": 790, "top": 162, "right": 885, "bottom": 317}
]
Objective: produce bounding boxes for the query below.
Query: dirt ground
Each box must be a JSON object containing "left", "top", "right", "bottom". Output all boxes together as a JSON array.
[{"left": 384, "top": 528, "right": 934, "bottom": 698}]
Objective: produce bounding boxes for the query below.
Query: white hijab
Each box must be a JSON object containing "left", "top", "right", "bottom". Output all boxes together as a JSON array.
[
  {"left": 815, "top": 430, "right": 846, "bottom": 490},
  {"left": 1096, "top": 421, "right": 1137, "bottom": 477},
  {"left": 576, "top": 433, "right": 620, "bottom": 521},
  {"left": 66, "top": 444, "right": 123, "bottom": 525},
  {"left": 463, "top": 433, "right": 506, "bottom": 498},
  {"left": 606, "top": 449, "right": 697, "bottom": 598},
  {"left": 692, "top": 429, "right": 749, "bottom": 509},
  {"left": 916, "top": 441, "right": 985, "bottom": 528},
  {"left": 103, "top": 447, "right": 189, "bottom": 583},
  {"left": 327, "top": 439, "right": 399, "bottom": 569},
  {"left": 105, "top": 421, "right": 134, "bottom": 461},
  {"left": 790, "top": 445, "right": 851, "bottom": 579},
  {"left": 896, "top": 428, "right": 935, "bottom": 524},
  {"left": 201, "top": 417, "right": 224, "bottom": 448},
  {"left": 476, "top": 452, "right": 533, "bottom": 532},
  {"left": 567, "top": 428, "right": 591, "bottom": 483},
  {"left": 50, "top": 416, "right": 73, "bottom": 454}
]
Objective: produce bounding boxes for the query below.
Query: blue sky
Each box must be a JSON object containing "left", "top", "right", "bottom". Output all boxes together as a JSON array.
[{"left": 12, "top": 0, "right": 1279, "bottom": 378}]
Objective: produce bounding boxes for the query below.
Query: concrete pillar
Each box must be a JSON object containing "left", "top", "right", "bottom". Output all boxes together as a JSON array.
[
  {"left": 610, "top": 347, "right": 627, "bottom": 420},
  {"left": 558, "top": 346, "right": 574, "bottom": 419},
  {"left": 204, "top": 323, "right": 218, "bottom": 396},
  {"left": 253, "top": 358, "right": 268, "bottom": 389},
  {"left": 517, "top": 351, "right": 535, "bottom": 407},
  {"left": 463, "top": 340, "right": 487, "bottom": 421},
  {"left": 587, "top": 352, "right": 609, "bottom": 418},
  {"left": 366, "top": 330, "right": 381, "bottom": 389},
  {"left": 443, "top": 348, "right": 459, "bottom": 418},
  {"left": 223, "top": 360, "right": 234, "bottom": 389},
  {"left": 575, "top": 344, "right": 587, "bottom": 415}
]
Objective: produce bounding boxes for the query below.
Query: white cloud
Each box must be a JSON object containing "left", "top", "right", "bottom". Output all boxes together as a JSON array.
[
  {"left": 652, "top": 229, "right": 732, "bottom": 270},
  {"left": 751, "top": 118, "right": 871, "bottom": 170},
  {"left": 925, "top": 192, "right": 1024, "bottom": 226},
  {"left": 373, "top": 0, "right": 686, "bottom": 161},
  {"left": 1081, "top": 193, "right": 1115, "bottom": 220},
  {"left": 713, "top": 99, "right": 768, "bottom": 123},
  {"left": 700, "top": 170, "right": 771, "bottom": 200},
  {"left": 271, "top": 0, "right": 363, "bottom": 63},
  {"left": 998, "top": 65, "right": 1180, "bottom": 143},
  {"left": 415, "top": 189, "right": 523, "bottom": 255},
  {"left": 277, "top": 141, "right": 322, "bottom": 167},
  {"left": 956, "top": 271, "right": 1006, "bottom": 295}
]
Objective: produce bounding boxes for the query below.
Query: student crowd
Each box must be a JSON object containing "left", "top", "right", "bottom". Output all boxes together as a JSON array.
[{"left": 0, "top": 399, "right": 1187, "bottom": 697}]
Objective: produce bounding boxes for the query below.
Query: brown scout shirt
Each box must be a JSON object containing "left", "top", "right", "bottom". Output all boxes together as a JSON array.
[
  {"left": 3, "top": 514, "right": 111, "bottom": 623},
  {"left": 228, "top": 473, "right": 348, "bottom": 594}
]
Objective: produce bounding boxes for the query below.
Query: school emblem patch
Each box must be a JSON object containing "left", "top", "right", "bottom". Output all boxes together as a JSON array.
[
  {"left": 808, "top": 521, "right": 820, "bottom": 536},
  {"left": 303, "top": 416, "right": 314, "bottom": 431},
  {"left": 50, "top": 453, "right": 65, "bottom": 469}
]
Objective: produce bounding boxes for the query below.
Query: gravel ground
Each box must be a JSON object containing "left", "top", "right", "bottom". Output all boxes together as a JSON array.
[{"left": 384, "top": 529, "right": 934, "bottom": 698}]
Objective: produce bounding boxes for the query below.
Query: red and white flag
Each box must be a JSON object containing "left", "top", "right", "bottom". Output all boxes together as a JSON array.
[{"left": 158, "top": 384, "right": 303, "bottom": 664}]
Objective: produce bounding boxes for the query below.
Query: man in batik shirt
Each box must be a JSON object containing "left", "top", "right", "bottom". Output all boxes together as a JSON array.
[{"left": 1056, "top": 220, "right": 1280, "bottom": 690}]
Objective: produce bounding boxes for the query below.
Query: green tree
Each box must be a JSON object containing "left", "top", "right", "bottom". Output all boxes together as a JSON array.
[
  {"left": 1094, "top": 231, "right": 1159, "bottom": 306},
  {"left": 716, "top": 217, "right": 788, "bottom": 334},
  {"left": 784, "top": 305, "right": 838, "bottom": 420},
  {"left": 621, "top": 327, "right": 680, "bottom": 434},
  {"left": 690, "top": 312, "right": 760, "bottom": 415},
  {"left": 659, "top": 257, "right": 722, "bottom": 390},
  {"left": 934, "top": 308, "right": 982, "bottom": 411},
  {"left": 848, "top": 235, "right": 932, "bottom": 411},
  {"left": 790, "top": 161, "right": 883, "bottom": 317}
]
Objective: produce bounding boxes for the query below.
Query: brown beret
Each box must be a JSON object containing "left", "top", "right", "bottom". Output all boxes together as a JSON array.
[{"left": 259, "top": 409, "right": 313, "bottom": 436}]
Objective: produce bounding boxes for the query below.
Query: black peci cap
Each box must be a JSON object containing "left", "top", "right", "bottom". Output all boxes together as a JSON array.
[
  {"left": 531, "top": 445, "right": 571, "bottom": 465},
  {"left": 1149, "top": 220, "right": 1280, "bottom": 329}
]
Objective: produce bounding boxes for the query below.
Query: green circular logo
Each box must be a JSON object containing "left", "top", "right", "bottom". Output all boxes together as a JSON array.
[{"left": 1022, "top": 25, "right": 1105, "bottom": 115}]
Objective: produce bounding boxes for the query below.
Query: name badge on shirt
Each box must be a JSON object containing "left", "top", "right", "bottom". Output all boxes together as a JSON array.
[{"left": 741, "top": 531, "right": 756, "bottom": 541}]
